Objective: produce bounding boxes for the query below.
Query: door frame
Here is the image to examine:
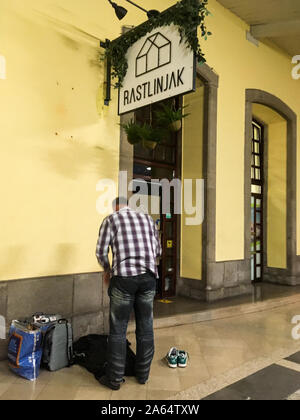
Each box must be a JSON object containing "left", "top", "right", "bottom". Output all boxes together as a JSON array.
[{"left": 245, "top": 89, "right": 299, "bottom": 286}]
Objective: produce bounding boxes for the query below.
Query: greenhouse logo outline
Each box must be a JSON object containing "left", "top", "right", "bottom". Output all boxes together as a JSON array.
[{"left": 136, "top": 32, "right": 172, "bottom": 78}]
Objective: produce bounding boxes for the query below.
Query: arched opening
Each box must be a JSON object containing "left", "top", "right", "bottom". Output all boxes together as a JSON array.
[{"left": 245, "top": 90, "right": 299, "bottom": 286}]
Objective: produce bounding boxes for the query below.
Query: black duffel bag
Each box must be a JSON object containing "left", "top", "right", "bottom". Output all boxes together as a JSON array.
[{"left": 73, "top": 334, "right": 136, "bottom": 380}]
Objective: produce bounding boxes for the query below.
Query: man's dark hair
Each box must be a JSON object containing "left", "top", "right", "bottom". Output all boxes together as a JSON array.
[{"left": 112, "top": 197, "right": 128, "bottom": 210}]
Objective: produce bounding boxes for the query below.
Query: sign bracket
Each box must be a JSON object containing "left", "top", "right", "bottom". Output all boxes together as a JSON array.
[{"left": 100, "top": 39, "right": 112, "bottom": 106}]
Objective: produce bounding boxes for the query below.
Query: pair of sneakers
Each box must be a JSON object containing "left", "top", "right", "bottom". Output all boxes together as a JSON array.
[{"left": 166, "top": 347, "right": 188, "bottom": 368}]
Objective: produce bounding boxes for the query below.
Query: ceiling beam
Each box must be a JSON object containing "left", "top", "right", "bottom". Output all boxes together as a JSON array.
[{"left": 251, "top": 20, "right": 300, "bottom": 39}]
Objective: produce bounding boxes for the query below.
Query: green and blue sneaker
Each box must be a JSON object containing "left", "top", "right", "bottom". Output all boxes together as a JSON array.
[
  {"left": 166, "top": 347, "right": 178, "bottom": 368},
  {"left": 177, "top": 350, "right": 189, "bottom": 368}
]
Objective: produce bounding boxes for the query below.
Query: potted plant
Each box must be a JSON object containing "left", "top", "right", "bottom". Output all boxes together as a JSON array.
[
  {"left": 120, "top": 120, "right": 142, "bottom": 145},
  {"left": 120, "top": 121, "right": 162, "bottom": 150},
  {"left": 139, "top": 124, "right": 162, "bottom": 150},
  {"left": 155, "top": 104, "right": 190, "bottom": 132}
]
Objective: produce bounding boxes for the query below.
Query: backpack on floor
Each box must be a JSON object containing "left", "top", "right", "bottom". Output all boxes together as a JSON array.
[
  {"left": 41, "top": 319, "right": 74, "bottom": 372},
  {"left": 30, "top": 314, "right": 74, "bottom": 372},
  {"left": 73, "top": 334, "right": 136, "bottom": 380}
]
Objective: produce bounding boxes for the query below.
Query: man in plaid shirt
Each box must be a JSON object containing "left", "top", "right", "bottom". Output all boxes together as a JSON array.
[{"left": 96, "top": 197, "right": 162, "bottom": 390}]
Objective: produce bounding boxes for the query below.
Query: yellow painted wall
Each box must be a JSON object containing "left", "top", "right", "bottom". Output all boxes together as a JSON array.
[
  {"left": 268, "top": 121, "right": 287, "bottom": 268},
  {"left": 0, "top": 0, "right": 122, "bottom": 281},
  {"left": 181, "top": 79, "right": 204, "bottom": 280},
  {"left": 0, "top": 0, "right": 175, "bottom": 282},
  {"left": 1, "top": 0, "right": 300, "bottom": 282},
  {"left": 198, "top": 0, "right": 300, "bottom": 261}
]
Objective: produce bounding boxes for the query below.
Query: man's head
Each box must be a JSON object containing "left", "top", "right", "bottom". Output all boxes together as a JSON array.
[{"left": 112, "top": 197, "right": 129, "bottom": 212}]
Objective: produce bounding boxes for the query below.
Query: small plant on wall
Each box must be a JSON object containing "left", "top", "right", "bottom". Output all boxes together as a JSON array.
[{"left": 103, "top": 0, "right": 211, "bottom": 88}]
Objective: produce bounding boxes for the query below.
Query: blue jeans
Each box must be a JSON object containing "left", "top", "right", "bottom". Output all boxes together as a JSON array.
[{"left": 107, "top": 272, "right": 156, "bottom": 383}]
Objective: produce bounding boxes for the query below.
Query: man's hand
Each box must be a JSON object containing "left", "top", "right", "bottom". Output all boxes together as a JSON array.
[{"left": 103, "top": 270, "right": 111, "bottom": 287}]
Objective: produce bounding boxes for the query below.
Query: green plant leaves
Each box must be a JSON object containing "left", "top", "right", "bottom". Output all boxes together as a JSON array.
[
  {"left": 120, "top": 121, "right": 163, "bottom": 148},
  {"left": 120, "top": 103, "right": 189, "bottom": 148},
  {"left": 103, "top": 0, "right": 212, "bottom": 88},
  {"left": 120, "top": 120, "right": 142, "bottom": 144},
  {"left": 154, "top": 104, "right": 190, "bottom": 125}
]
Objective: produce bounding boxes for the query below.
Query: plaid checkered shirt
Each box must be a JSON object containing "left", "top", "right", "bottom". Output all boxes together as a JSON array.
[{"left": 96, "top": 207, "right": 162, "bottom": 278}]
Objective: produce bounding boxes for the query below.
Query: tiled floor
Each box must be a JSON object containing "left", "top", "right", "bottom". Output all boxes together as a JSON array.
[
  {"left": 203, "top": 363, "right": 300, "bottom": 400},
  {"left": 1, "top": 300, "right": 300, "bottom": 400},
  {"left": 153, "top": 283, "right": 300, "bottom": 318},
  {"left": 203, "top": 351, "right": 300, "bottom": 400}
]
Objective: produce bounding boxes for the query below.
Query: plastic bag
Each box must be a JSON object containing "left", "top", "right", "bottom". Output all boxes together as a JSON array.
[{"left": 8, "top": 320, "right": 43, "bottom": 381}]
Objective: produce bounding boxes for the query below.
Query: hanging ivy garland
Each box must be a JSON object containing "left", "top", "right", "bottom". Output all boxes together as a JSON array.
[{"left": 103, "top": 0, "right": 211, "bottom": 88}]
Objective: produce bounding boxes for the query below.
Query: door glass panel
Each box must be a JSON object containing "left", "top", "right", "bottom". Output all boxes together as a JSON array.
[
  {"left": 256, "top": 267, "right": 261, "bottom": 278},
  {"left": 151, "top": 166, "right": 174, "bottom": 180},
  {"left": 165, "top": 222, "right": 173, "bottom": 238},
  {"left": 154, "top": 145, "right": 166, "bottom": 161},
  {"left": 251, "top": 121, "right": 263, "bottom": 282},
  {"left": 164, "top": 277, "right": 172, "bottom": 292},
  {"left": 256, "top": 253, "right": 261, "bottom": 265},
  {"left": 166, "top": 247, "right": 173, "bottom": 257},
  {"left": 165, "top": 147, "right": 175, "bottom": 165},
  {"left": 256, "top": 212, "right": 261, "bottom": 223},
  {"left": 165, "top": 258, "right": 174, "bottom": 274},
  {"left": 134, "top": 143, "right": 154, "bottom": 160},
  {"left": 133, "top": 164, "right": 152, "bottom": 178},
  {"left": 162, "top": 134, "right": 175, "bottom": 147},
  {"left": 251, "top": 185, "right": 261, "bottom": 194},
  {"left": 256, "top": 225, "right": 261, "bottom": 238}
]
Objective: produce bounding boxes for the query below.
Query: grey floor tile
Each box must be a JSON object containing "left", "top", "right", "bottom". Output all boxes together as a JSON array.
[
  {"left": 286, "top": 352, "right": 300, "bottom": 365},
  {"left": 204, "top": 365, "right": 300, "bottom": 401}
]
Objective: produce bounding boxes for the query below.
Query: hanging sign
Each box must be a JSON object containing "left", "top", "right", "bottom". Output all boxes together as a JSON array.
[{"left": 118, "top": 24, "right": 196, "bottom": 115}]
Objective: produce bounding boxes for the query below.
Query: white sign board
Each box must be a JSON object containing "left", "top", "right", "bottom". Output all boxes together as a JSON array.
[{"left": 118, "top": 24, "right": 196, "bottom": 115}]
